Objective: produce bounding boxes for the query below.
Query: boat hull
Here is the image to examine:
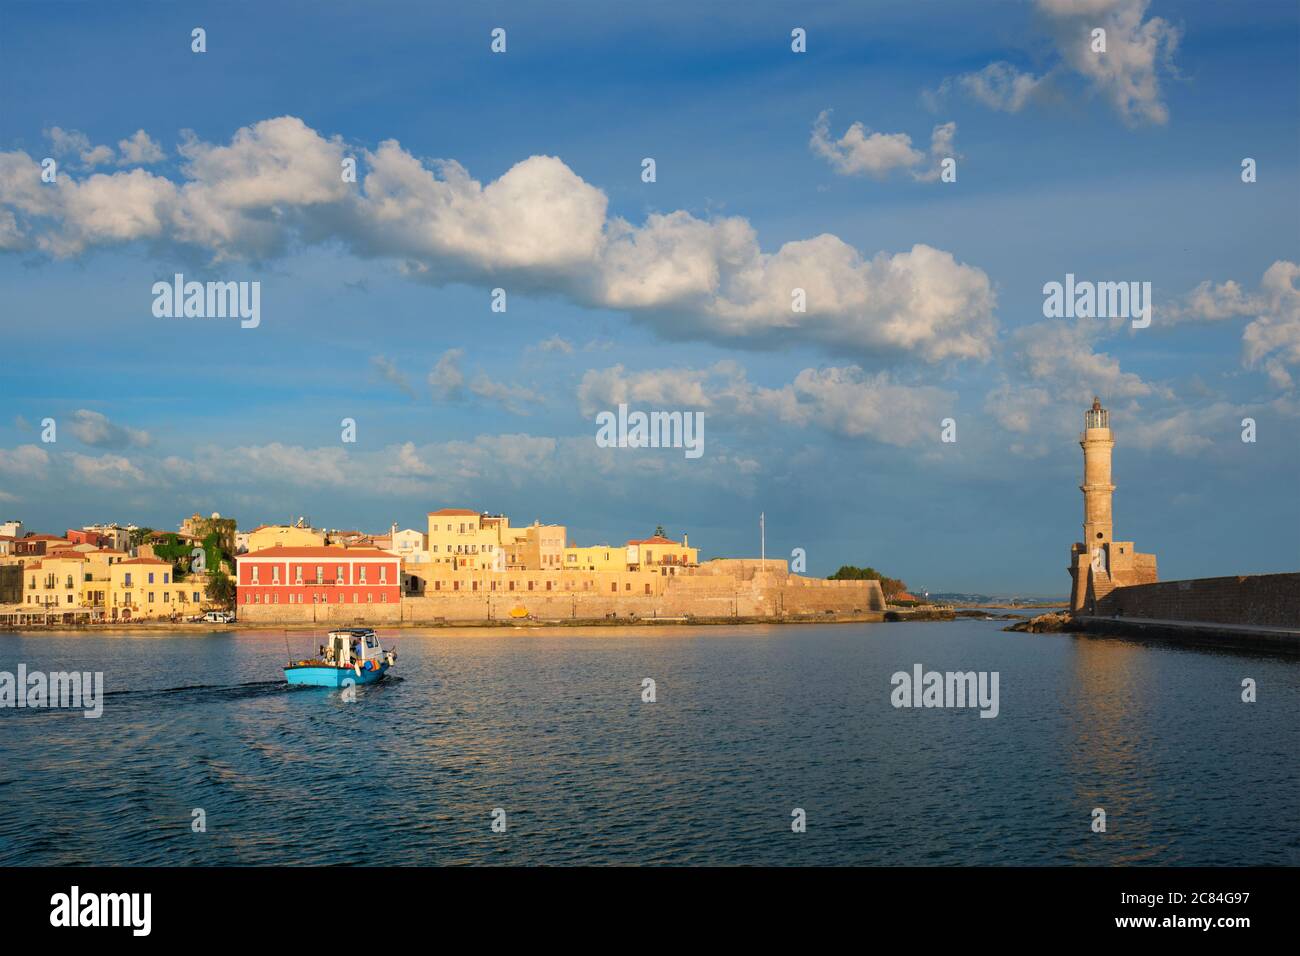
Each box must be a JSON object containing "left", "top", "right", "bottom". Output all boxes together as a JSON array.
[{"left": 284, "top": 662, "right": 390, "bottom": 688}]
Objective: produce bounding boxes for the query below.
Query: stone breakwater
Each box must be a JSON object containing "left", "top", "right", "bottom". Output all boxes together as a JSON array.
[
  {"left": 1004, "top": 573, "right": 1300, "bottom": 654},
  {"left": 1004, "top": 612, "right": 1073, "bottom": 633}
]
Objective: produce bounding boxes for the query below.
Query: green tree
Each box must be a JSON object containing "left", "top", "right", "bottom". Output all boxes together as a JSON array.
[
  {"left": 206, "top": 569, "right": 235, "bottom": 608},
  {"left": 828, "top": 565, "right": 909, "bottom": 599}
]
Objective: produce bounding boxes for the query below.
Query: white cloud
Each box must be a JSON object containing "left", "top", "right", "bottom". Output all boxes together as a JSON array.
[
  {"left": 1040, "top": 0, "right": 1180, "bottom": 126},
  {"left": 1242, "top": 261, "right": 1300, "bottom": 390},
  {"left": 953, "top": 62, "right": 1045, "bottom": 113},
  {"left": 579, "top": 361, "right": 953, "bottom": 447},
  {"left": 0, "top": 444, "right": 50, "bottom": 478},
  {"left": 934, "top": 0, "right": 1179, "bottom": 126},
  {"left": 1164, "top": 261, "right": 1300, "bottom": 390},
  {"left": 811, "top": 111, "right": 923, "bottom": 178},
  {"left": 467, "top": 376, "right": 542, "bottom": 415},
  {"left": 67, "top": 409, "right": 152, "bottom": 449},
  {"left": 984, "top": 382, "right": 1054, "bottom": 434},
  {"left": 44, "top": 127, "right": 116, "bottom": 168},
  {"left": 531, "top": 335, "right": 574, "bottom": 355},
  {"left": 810, "top": 111, "right": 956, "bottom": 182},
  {"left": 428, "top": 349, "right": 539, "bottom": 413},
  {"left": 1012, "top": 319, "right": 1163, "bottom": 403},
  {"left": 1, "top": 116, "right": 998, "bottom": 364},
  {"left": 66, "top": 452, "right": 146, "bottom": 487},
  {"left": 117, "top": 130, "right": 165, "bottom": 165},
  {"left": 428, "top": 349, "right": 467, "bottom": 400},
  {"left": 371, "top": 354, "right": 416, "bottom": 398}
]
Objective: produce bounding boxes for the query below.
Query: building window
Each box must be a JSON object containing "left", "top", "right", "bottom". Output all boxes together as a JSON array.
[
  {"left": 148, "top": 592, "right": 155, "bottom": 603},
  {"left": 251, "top": 567, "right": 259, "bottom": 584},
  {"left": 528, "top": 581, "right": 534, "bottom": 591},
  {"left": 645, "top": 583, "right": 651, "bottom": 594},
  {"left": 164, "top": 572, "right": 170, "bottom": 584},
  {"left": 611, "top": 582, "right": 617, "bottom": 593},
  {"left": 359, "top": 567, "right": 367, "bottom": 584},
  {"left": 379, "top": 567, "right": 387, "bottom": 584},
  {"left": 272, "top": 567, "right": 280, "bottom": 584},
  {"left": 316, "top": 566, "right": 324, "bottom": 584},
  {"left": 164, "top": 592, "right": 170, "bottom": 603},
  {"left": 148, "top": 572, "right": 155, "bottom": 584}
]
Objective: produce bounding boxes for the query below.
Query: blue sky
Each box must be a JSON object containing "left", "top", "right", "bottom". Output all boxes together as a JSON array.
[{"left": 1, "top": 0, "right": 1297, "bottom": 595}]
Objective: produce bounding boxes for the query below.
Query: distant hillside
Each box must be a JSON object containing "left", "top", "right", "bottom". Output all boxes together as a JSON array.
[{"left": 928, "top": 592, "right": 1067, "bottom": 606}]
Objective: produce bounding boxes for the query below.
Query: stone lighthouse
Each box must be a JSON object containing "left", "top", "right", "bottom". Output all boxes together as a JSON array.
[
  {"left": 1068, "top": 397, "right": 1158, "bottom": 613},
  {"left": 1080, "top": 397, "right": 1114, "bottom": 555}
]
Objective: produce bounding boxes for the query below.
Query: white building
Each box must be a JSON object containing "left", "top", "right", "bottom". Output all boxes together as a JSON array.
[{"left": 389, "top": 528, "right": 429, "bottom": 564}]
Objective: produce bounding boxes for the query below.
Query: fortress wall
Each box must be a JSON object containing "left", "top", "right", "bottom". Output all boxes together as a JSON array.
[
  {"left": 694, "top": 559, "right": 790, "bottom": 580},
  {"left": 238, "top": 601, "right": 403, "bottom": 624},
  {"left": 1094, "top": 573, "right": 1300, "bottom": 628},
  {"left": 233, "top": 571, "right": 883, "bottom": 623}
]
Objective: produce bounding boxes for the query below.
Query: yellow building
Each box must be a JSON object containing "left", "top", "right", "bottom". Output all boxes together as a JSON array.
[
  {"left": 504, "top": 523, "right": 567, "bottom": 570},
  {"left": 245, "top": 524, "right": 325, "bottom": 553},
  {"left": 563, "top": 544, "right": 627, "bottom": 572},
  {"left": 22, "top": 553, "right": 90, "bottom": 609},
  {"left": 108, "top": 557, "right": 206, "bottom": 621},
  {"left": 626, "top": 533, "right": 698, "bottom": 570},
  {"left": 425, "top": 509, "right": 502, "bottom": 570}
]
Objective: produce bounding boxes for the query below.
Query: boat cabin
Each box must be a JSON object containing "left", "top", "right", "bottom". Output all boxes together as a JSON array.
[{"left": 322, "top": 627, "right": 382, "bottom": 666}]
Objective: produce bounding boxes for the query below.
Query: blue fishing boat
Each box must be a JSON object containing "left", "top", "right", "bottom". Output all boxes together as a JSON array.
[{"left": 284, "top": 627, "right": 396, "bottom": 688}]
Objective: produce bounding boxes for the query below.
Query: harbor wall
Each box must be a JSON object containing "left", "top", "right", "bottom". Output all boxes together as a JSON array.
[
  {"left": 234, "top": 560, "right": 886, "bottom": 624},
  {"left": 1092, "top": 572, "right": 1300, "bottom": 628}
]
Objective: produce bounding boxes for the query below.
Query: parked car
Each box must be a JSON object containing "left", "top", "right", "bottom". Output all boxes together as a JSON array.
[{"left": 202, "top": 610, "right": 235, "bottom": 624}]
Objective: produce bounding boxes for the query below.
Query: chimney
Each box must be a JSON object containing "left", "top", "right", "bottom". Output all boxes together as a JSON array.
[{"left": 683, "top": 532, "right": 688, "bottom": 547}]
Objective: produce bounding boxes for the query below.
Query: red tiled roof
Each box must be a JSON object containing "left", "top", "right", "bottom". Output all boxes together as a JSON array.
[
  {"left": 427, "top": 508, "right": 479, "bottom": 516},
  {"left": 238, "top": 546, "right": 396, "bottom": 560},
  {"left": 627, "top": 536, "right": 681, "bottom": 546},
  {"left": 118, "top": 557, "right": 171, "bottom": 565}
]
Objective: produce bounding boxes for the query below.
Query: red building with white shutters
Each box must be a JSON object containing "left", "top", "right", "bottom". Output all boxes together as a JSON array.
[{"left": 235, "top": 546, "right": 401, "bottom": 613}]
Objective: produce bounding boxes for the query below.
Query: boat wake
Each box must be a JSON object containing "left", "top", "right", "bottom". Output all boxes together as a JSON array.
[{"left": 99, "top": 679, "right": 288, "bottom": 706}]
